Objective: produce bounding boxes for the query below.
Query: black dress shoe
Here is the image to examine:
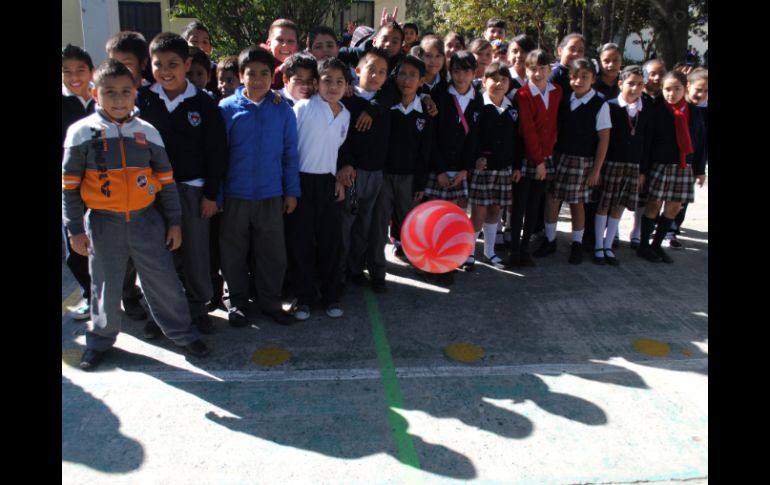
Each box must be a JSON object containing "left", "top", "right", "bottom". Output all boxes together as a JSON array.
[
  {"left": 569, "top": 242, "right": 584, "bottom": 264},
  {"left": 263, "top": 309, "right": 294, "bottom": 326},
  {"left": 348, "top": 273, "right": 368, "bottom": 287},
  {"left": 592, "top": 248, "right": 606, "bottom": 265},
  {"left": 143, "top": 319, "right": 162, "bottom": 339},
  {"left": 604, "top": 249, "right": 620, "bottom": 266},
  {"left": 533, "top": 239, "right": 556, "bottom": 258},
  {"left": 637, "top": 246, "right": 662, "bottom": 262},
  {"left": 123, "top": 298, "right": 148, "bottom": 320},
  {"left": 228, "top": 308, "right": 249, "bottom": 327},
  {"left": 193, "top": 314, "right": 215, "bottom": 334},
  {"left": 79, "top": 348, "right": 108, "bottom": 370},
  {"left": 519, "top": 251, "right": 536, "bottom": 267},
  {"left": 370, "top": 278, "right": 387, "bottom": 293},
  {"left": 652, "top": 246, "right": 673, "bottom": 263},
  {"left": 182, "top": 339, "right": 210, "bottom": 358}
]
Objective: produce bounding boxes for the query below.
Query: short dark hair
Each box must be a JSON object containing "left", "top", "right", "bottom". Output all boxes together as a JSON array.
[
  {"left": 317, "top": 57, "right": 350, "bottom": 84},
  {"left": 62, "top": 44, "right": 93, "bottom": 70},
  {"left": 469, "top": 38, "right": 492, "bottom": 54},
  {"left": 105, "top": 31, "right": 149, "bottom": 65},
  {"left": 449, "top": 50, "right": 477, "bottom": 72},
  {"left": 525, "top": 49, "right": 552, "bottom": 68},
  {"left": 396, "top": 55, "right": 426, "bottom": 78},
  {"left": 444, "top": 32, "right": 465, "bottom": 49},
  {"left": 568, "top": 58, "right": 595, "bottom": 77},
  {"left": 377, "top": 21, "right": 404, "bottom": 44},
  {"left": 149, "top": 32, "right": 190, "bottom": 61},
  {"left": 307, "top": 26, "right": 338, "bottom": 50},
  {"left": 511, "top": 34, "right": 536, "bottom": 54},
  {"left": 598, "top": 42, "right": 620, "bottom": 55},
  {"left": 403, "top": 23, "right": 419, "bottom": 35},
  {"left": 558, "top": 33, "right": 586, "bottom": 50},
  {"left": 283, "top": 53, "right": 318, "bottom": 79},
  {"left": 188, "top": 46, "right": 211, "bottom": 69},
  {"left": 663, "top": 70, "right": 688, "bottom": 87},
  {"left": 217, "top": 55, "right": 239, "bottom": 75},
  {"left": 358, "top": 47, "right": 390, "bottom": 67},
  {"left": 269, "top": 19, "right": 298, "bottom": 40},
  {"left": 93, "top": 59, "right": 135, "bottom": 87},
  {"left": 181, "top": 21, "right": 210, "bottom": 41},
  {"left": 483, "top": 61, "right": 513, "bottom": 82},
  {"left": 238, "top": 46, "right": 276, "bottom": 73},
  {"left": 486, "top": 18, "right": 506, "bottom": 30},
  {"left": 619, "top": 65, "right": 643, "bottom": 81}
]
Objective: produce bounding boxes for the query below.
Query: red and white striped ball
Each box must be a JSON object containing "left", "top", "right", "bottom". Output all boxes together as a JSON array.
[{"left": 400, "top": 200, "right": 475, "bottom": 273}]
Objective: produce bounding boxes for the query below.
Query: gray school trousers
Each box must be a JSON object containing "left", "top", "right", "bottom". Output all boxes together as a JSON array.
[
  {"left": 370, "top": 173, "right": 416, "bottom": 280},
  {"left": 341, "top": 168, "right": 383, "bottom": 277},
  {"left": 219, "top": 196, "right": 286, "bottom": 313},
  {"left": 85, "top": 207, "right": 199, "bottom": 352},
  {"left": 175, "top": 184, "right": 213, "bottom": 319}
]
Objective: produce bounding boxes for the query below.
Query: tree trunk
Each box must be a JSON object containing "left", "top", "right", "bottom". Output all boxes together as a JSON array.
[
  {"left": 617, "top": 0, "right": 632, "bottom": 56},
  {"left": 609, "top": 0, "right": 616, "bottom": 43},
  {"left": 648, "top": 0, "right": 689, "bottom": 70},
  {"left": 600, "top": 0, "right": 610, "bottom": 42},
  {"left": 581, "top": 2, "right": 588, "bottom": 37}
]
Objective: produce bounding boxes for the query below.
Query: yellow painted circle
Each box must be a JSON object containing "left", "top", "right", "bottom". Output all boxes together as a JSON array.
[
  {"left": 445, "top": 342, "right": 484, "bottom": 363},
  {"left": 61, "top": 349, "right": 83, "bottom": 368},
  {"left": 633, "top": 339, "right": 671, "bottom": 357},
  {"left": 251, "top": 347, "right": 290, "bottom": 366}
]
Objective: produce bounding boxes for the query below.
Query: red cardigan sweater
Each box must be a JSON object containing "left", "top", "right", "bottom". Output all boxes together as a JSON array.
[{"left": 515, "top": 82, "right": 562, "bottom": 166}]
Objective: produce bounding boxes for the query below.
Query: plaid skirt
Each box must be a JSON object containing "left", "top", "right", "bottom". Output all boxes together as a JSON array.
[
  {"left": 424, "top": 172, "right": 469, "bottom": 200},
  {"left": 646, "top": 163, "right": 695, "bottom": 203},
  {"left": 520, "top": 156, "right": 555, "bottom": 180},
  {"left": 596, "top": 161, "right": 640, "bottom": 211},
  {"left": 549, "top": 152, "right": 594, "bottom": 204},
  {"left": 469, "top": 168, "right": 513, "bottom": 206}
]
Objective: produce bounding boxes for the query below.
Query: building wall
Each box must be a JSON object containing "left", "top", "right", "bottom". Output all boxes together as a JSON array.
[
  {"left": 62, "top": 0, "right": 85, "bottom": 48},
  {"left": 374, "top": 0, "right": 407, "bottom": 24},
  {"left": 623, "top": 25, "right": 708, "bottom": 62}
]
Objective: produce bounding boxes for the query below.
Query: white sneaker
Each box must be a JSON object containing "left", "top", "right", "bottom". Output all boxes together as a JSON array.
[
  {"left": 68, "top": 299, "right": 91, "bottom": 321},
  {"left": 325, "top": 304, "right": 344, "bottom": 318},
  {"left": 294, "top": 304, "right": 311, "bottom": 321}
]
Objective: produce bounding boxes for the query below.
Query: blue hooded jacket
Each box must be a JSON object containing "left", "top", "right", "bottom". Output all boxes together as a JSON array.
[{"left": 218, "top": 86, "right": 300, "bottom": 202}]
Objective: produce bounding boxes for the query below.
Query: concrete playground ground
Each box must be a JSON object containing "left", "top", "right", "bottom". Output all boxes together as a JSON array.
[{"left": 61, "top": 183, "right": 708, "bottom": 484}]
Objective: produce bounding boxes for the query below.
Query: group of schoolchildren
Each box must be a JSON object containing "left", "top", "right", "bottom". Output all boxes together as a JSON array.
[{"left": 61, "top": 15, "right": 708, "bottom": 370}]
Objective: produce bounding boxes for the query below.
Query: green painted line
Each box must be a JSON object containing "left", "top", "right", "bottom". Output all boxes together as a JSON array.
[{"left": 364, "top": 289, "right": 422, "bottom": 471}]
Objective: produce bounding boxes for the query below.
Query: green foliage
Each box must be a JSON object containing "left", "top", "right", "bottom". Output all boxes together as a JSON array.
[
  {"left": 405, "top": 0, "right": 436, "bottom": 34},
  {"left": 170, "top": 0, "right": 352, "bottom": 60}
]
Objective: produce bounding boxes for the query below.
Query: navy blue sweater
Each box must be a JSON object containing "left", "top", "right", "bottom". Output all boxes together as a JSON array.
[
  {"left": 340, "top": 94, "right": 392, "bottom": 171},
  {"left": 475, "top": 102, "right": 522, "bottom": 170},
  {"left": 649, "top": 101, "right": 707, "bottom": 176},
  {"left": 137, "top": 86, "right": 229, "bottom": 201},
  {"left": 430, "top": 85, "right": 484, "bottom": 173},
  {"left": 605, "top": 97, "right": 654, "bottom": 174},
  {"left": 548, "top": 63, "right": 572, "bottom": 98},
  {"left": 386, "top": 105, "right": 433, "bottom": 192}
]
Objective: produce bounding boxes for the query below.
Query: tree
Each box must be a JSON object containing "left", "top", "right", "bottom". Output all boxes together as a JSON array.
[
  {"left": 405, "top": 0, "right": 436, "bottom": 34},
  {"left": 171, "top": 0, "right": 352, "bottom": 59}
]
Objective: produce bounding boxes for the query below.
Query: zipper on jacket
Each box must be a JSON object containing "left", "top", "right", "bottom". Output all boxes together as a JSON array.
[{"left": 117, "top": 124, "right": 131, "bottom": 222}]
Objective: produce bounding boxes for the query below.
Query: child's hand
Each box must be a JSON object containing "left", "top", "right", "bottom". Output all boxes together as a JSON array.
[
  {"left": 696, "top": 175, "right": 706, "bottom": 187},
  {"left": 421, "top": 96, "right": 439, "bottom": 117},
  {"left": 355, "top": 111, "right": 373, "bottom": 131},
  {"left": 166, "top": 225, "right": 182, "bottom": 251},
  {"left": 475, "top": 157, "right": 487, "bottom": 170},
  {"left": 414, "top": 191, "right": 424, "bottom": 202},
  {"left": 512, "top": 170, "right": 522, "bottom": 183},
  {"left": 200, "top": 197, "right": 218, "bottom": 219},
  {"left": 69, "top": 233, "right": 91, "bottom": 257},
  {"left": 437, "top": 173, "right": 451, "bottom": 188},
  {"left": 380, "top": 6, "right": 398, "bottom": 27},
  {"left": 335, "top": 181, "right": 346, "bottom": 201},
  {"left": 283, "top": 196, "right": 298, "bottom": 214},
  {"left": 586, "top": 171, "right": 601, "bottom": 187},
  {"left": 451, "top": 170, "right": 467, "bottom": 187},
  {"left": 535, "top": 163, "right": 546, "bottom": 181},
  {"left": 639, "top": 174, "right": 646, "bottom": 190},
  {"left": 337, "top": 165, "right": 356, "bottom": 187}
]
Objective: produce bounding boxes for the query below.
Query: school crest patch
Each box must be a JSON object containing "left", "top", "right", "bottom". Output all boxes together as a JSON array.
[
  {"left": 134, "top": 132, "right": 147, "bottom": 145},
  {"left": 416, "top": 118, "right": 426, "bottom": 131},
  {"left": 509, "top": 109, "right": 519, "bottom": 122},
  {"left": 188, "top": 111, "right": 202, "bottom": 127},
  {"left": 136, "top": 175, "right": 148, "bottom": 188}
]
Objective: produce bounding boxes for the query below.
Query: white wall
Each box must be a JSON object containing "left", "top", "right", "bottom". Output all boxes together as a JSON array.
[{"left": 623, "top": 25, "right": 708, "bottom": 62}]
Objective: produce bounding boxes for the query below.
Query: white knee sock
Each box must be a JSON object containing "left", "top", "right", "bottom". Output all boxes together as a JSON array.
[
  {"left": 604, "top": 217, "right": 620, "bottom": 251},
  {"left": 572, "top": 229, "right": 584, "bottom": 243},
  {"left": 594, "top": 214, "right": 608, "bottom": 250},
  {"left": 545, "top": 222, "right": 557, "bottom": 242},
  {"left": 483, "top": 223, "right": 498, "bottom": 258}
]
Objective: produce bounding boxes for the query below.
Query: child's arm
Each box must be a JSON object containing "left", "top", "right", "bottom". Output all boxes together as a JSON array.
[
  {"left": 356, "top": 77, "right": 399, "bottom": 130},
  {"left": 588, "top": 128, "right": 610, "bottom": 187},
  {"left": 282, "top": 107, "right": 301, "bottom": 214},
  {"left": 202, "top": 95, "right": 229, "bottom": 218},
  {"left": 62, "top": 132, "right": 90, "bottom": 255},
  {"left": 414, "top": 115, "right": 434, "bottom": 200}
]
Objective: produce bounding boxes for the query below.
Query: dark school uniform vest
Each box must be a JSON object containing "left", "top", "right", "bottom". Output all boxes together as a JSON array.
[
  {"left": 555, "top": 94, "right": 606, "bottom": 157},
  {"left": 605, "top": 97, "right": 653, "bottom": 166}
]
